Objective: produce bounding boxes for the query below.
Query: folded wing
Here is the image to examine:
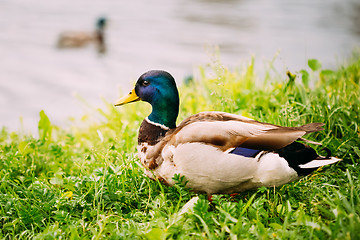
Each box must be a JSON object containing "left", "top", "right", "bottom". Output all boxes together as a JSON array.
[{"left": 167, "top": 112, "right": 324, "bottom": 151}]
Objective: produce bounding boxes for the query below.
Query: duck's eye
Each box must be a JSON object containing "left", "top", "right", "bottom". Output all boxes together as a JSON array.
[{"left": 142, "top": 80, "right": 150, "bottom": 86}]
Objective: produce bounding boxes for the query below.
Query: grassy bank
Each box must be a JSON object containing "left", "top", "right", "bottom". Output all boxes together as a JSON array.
[{"left": 1, "top": 54, "right": 360, "bottom": 239}]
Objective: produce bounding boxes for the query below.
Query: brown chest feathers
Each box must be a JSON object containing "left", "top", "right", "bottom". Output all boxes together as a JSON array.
[{"left": 138, "top": 118, "right": 169, "bottom": 145}]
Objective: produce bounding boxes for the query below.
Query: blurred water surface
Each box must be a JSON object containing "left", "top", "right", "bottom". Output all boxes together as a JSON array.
[{"left": 0, "top": 0, "right": 359, "bottom": 132}]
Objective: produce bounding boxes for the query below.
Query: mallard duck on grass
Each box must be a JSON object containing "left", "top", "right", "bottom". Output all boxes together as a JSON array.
[
  {"left": 115, "top": 70, "right": 341, "bottom": 196},
  {"left": 57, "top": 17, "right": 107, "bottom": 53}
]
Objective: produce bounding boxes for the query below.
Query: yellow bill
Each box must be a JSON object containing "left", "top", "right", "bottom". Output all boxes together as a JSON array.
[{"left": 115, "top": 89, "right": 140, "bottom": 106}]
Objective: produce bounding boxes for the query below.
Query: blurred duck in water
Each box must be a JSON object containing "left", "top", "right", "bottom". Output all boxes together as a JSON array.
[{"left": 57, "top": 17, "right": 107, "bottom": 54}]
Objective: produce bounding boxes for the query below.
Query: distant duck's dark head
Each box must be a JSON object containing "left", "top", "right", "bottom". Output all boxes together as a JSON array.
[
  {"left": 115, "top": 70, "right": 180, "bottom": 129},
  {"left": 96, "top": 17, "right": 107, "bottom": 30}
]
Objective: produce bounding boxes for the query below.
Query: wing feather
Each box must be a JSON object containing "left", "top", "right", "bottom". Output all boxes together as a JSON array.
[{"left": 166, "top": 112, "right": 323, "bottom": 151}]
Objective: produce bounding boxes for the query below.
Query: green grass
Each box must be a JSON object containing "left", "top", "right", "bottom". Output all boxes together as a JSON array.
[{"left": 1, "top": 53, "right": 360, "bottom": 239}]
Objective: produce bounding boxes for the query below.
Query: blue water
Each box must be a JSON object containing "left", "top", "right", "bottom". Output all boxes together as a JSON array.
[{"left": 0, "top": 0, "right": 359, "bottom": 132}]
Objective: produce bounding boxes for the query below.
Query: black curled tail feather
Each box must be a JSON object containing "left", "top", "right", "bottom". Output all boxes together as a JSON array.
[{"left": 317, "top": 147, "right": 332, "bottom": 159}]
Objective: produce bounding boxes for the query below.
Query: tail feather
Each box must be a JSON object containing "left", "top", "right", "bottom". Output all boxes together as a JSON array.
[
  {"left": 298, "top": 157, "right": 342, "bottom": 169},
  {"left": 298, "top": 137, "right": 322, "bottom": 145},
  {"left": 276, "top": 141, "right": 341, "bottom": 176}
]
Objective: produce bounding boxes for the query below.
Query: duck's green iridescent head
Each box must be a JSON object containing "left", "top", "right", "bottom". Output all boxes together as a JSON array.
[
  {"left": 115, "top": 70, "right": 179, "bottom": 129},
  {"left": 96, "top": 17, "right": 107, "bottom": 30}
]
